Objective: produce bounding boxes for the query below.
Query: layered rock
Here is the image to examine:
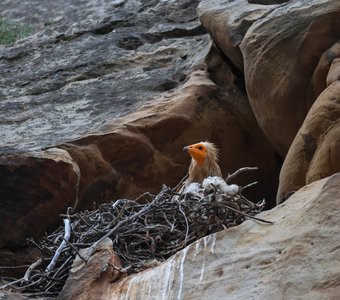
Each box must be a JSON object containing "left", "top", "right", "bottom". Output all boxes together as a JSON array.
[
  {"left": 0, "top": 0, "right": 207, "bottom": 152},
  {"left": 59, "top": 173, "right": 340, "bottom": 299}
]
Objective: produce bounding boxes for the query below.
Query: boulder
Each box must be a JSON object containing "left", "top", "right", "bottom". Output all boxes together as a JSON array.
[
  {"left": 241, "top": 0, "right": 340, "bottom": 156},
  {"left": 197, "top": 0, "right": 275, "bottom": 73},
  {"left": 59, "top": 238, "right": 124, "bottom": 300},
  {"left": 0, "top": 148, "right": 79, "bottom": 247},
  {"left": 277, "top": 80, "right": 340, "bottom": 203},
  {"left": 59, "top": 173, "right": 340, "bottom": 299},
  {"left": 198, "top": 0, "right": 340, "bottom": 157}
]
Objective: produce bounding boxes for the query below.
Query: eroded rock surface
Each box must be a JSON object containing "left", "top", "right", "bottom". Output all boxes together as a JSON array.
[
  {"left": 59, "top": 238, "right": 124, "bottom": 300},
  {"left": 59, "top": 44, "right": 280, "bottom": 210},
  {"left": 0, "top": 0, "right": 207, "bottom": 152},
  {"left": 59, "top": 173, "right": 340, "bottom": 299},
  {"left": 0, "top": 0, "right": 282, "bottom": 248},
  {"left": 198, "top": 0, "right": 340, "bottom": 157},
  {"left": 0, "top": 148, "right": 79, "bottom": 247},
  {"left": 277, "top": 80, "right": 340, "bottom": 203}
]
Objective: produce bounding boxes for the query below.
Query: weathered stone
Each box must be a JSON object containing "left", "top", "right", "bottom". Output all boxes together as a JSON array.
[
  {"left": 198, "top": 0, "right": 340, "bottom": 157},
  {"left": 57, "top": 44, "right": 281, "bottom": 209},
  {"left": 240, "top": 0, "right": 340, "bottom": 156},
  {"left": 59, "top": 238, "right": 123, "bottom": 300},
  {"left": 309, "top": 42, "right": 340, "bottom": 101},
  {"left": 0, "top": 0, "right": 206, "bottom": 152},
  {"left": 327, "top": 57, "right": 340, "bottom": 85},
  {"left": 0, "top": 291, "right": 29, "bottom": 300},
  {"left": 0, "top": 148, "right": 79, "bottom": 247},
  {"left": 277, "top": 81, "right": 340, "bottom": 203},
  {"left": 59, "top": 173, "right": 340, "bottom": 299},
  {"left": 197, "top": 0, "right": 275, "bottom": 73},
  {"left": 0, "top": 0, "right": 280, "bottom": 250}
]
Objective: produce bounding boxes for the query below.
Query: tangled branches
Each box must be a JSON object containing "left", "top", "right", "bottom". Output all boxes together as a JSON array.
[{"left": 0, "top": 168, "right": 272, "bottom": 297}]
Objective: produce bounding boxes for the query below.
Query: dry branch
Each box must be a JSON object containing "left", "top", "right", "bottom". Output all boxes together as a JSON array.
[
  {"left": 226, "top": 167, "right": 258, "bottom": 182},
  {"left": 45, "top": 219, "right": 71, "bottom": 272},
  {"left": 24, "top": 258, "right": 43, "bottom": 282}
]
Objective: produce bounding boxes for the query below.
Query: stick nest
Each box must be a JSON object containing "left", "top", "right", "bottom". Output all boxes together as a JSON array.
[{"left": 0, "top": 168, "right": 271, "bottom": 298}]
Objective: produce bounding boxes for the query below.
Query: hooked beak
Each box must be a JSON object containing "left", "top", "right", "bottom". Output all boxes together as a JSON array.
[{"left": 183, "top": 146, "right": 189, "bottom": 153}]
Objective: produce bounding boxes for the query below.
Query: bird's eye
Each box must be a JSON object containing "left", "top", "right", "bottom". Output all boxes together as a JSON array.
[{"left": 198, "top": 146, "right": 203, "bottom": 150}]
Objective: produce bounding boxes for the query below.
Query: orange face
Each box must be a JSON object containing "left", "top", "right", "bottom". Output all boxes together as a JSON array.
[{"left": 183, "top": 142, "right": 207, "bottom": 165}]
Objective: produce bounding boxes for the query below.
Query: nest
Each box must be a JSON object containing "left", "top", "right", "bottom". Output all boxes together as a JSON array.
[{"left": 0, "top": 167, "right": 272, "bottom": 298}]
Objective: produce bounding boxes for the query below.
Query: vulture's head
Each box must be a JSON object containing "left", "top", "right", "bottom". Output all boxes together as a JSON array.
[{"left": 183, "top": 141, "right": 222, "bottom": 184}]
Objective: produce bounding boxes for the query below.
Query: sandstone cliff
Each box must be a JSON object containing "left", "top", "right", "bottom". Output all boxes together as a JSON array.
[{"left": 0, "top": 0, "right": 339, "bottom": 298}]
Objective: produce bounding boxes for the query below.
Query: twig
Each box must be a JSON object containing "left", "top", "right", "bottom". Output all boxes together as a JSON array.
[
  {"left": 240, "top": 181, "right": 258, "bottom": 191},
  {"left": 0, "top": 265, "right": 30, "bottom": 269},
  {"left": 86, "top": 203, "right": 153, "bottom": 259},
  {"left": 173, "top": 174, "right": 188, "bottom": 192},
  {"left": 24, "top": 258, "right": 43, "bottom": 282},
  {"left": 45, "top": 219, "right": 71, "bottom": 272},
  {"left": 62, "top": 238, "right": 88, "bottom": 263},
  {"left": 178, "top": 202, "right": 189, "bottom": 244},
  {"left": 217, "top": 202, "right": 273, "bottom": 224},
  {"left": 226, "top": 167, "right": 258, "bottom": 182},
  {"left": 0, "top": 277, "right": 25, "bottom": 290}
]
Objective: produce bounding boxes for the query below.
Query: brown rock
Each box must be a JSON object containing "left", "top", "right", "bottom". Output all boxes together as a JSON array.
[
  {"left": 59, "top": 44, "right": 280, "bottom": 209},
  {"left": 199, "top": 0, "right": 340, "bottom": 157},
  {"left": 277, "top": 80, "right": 340, "bottom": 203},
  {"left": 59, "top": 238, "right": 123, "bottom": 300},
  {"left": 309, "top": 42, "right": 340, "bottom": 101},
  {"left": 60, "top": 143, "right": 123, "bottom": 209},
  {"left": 197, "top": 0, "right": 274, "bottom": 73},
  {"left": 240, "top": 0, "right": 340, "bottom": 156},
  {"left": 327, "top": 57, "right": 340, "bottom": 86},
  {"left": 0, "top": 148, "right": 79, "bottom": 247}
]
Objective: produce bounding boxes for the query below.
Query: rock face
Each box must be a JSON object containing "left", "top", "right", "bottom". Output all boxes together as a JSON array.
[
  {"left": 198, "top": 0, "right": 340, "bottom": 157},
  {"left": 60, "top": 173, "right": 340, "bottom": 299},
  {"left": 59, "top": 47, "right": 280, "bottom": 210},
  {"left": 277, "top": 80, "right": 340, "bottom": 203},
  {"left": 0, "top": 0, "right": 282, "bottom": 248},
  {"left": 0, "top": 148, "right": 79, "bottom": 247},
  {"left": 0, "top": 0, "right": 206, "bottom": 152}
]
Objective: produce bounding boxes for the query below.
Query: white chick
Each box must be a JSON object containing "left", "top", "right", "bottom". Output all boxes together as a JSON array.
[
  {"left": 202, "top": 176, "right": 239, "bottom": 196},
  {"left": 183, "top": 182, "right": 204, "bottom": 197}
]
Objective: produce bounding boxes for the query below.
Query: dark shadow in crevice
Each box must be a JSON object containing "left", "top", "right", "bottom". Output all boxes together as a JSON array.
[{"left": 213, "top": 44, "right": 247, "bottom": 95}]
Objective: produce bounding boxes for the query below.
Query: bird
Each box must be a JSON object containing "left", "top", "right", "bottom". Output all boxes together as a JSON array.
[
  {"left": 183, "top": 141, "right": 222, "bottom": 184},
  {"left": 180, "top": 141, "right": 240, "bottom": 201},
  {"left": 202, "top": 176, "right": 239, "bottom": 196}
]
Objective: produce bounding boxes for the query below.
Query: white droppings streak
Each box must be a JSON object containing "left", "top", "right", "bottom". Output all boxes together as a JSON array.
[
  {"left": 161, "top": 256, "right": 175, "bottom": 300},
  {"left": 210, "top": 233, "right": 216, "bottom": 254},
  {"left": 124, "top": 275, "right": 136, "bottom": 300},
  {"left": 177, "top": 247, "right": 189, "bottom": 300},
  {"left": 147, "top": 276, "right": 152, "bottom": 299},
  {"left": 193, "top": 239, "right": 201, "bottom": 258},
  {"left": 199, "top": 259, "right": 205, "bottom": 282}
]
